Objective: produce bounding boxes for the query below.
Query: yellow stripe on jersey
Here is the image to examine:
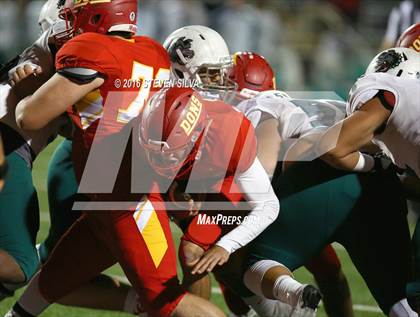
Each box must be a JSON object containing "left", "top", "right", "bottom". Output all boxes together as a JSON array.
[
  {"left": 75, "top": 89, "right": 104, "bottom": 130},
  {"left": 133, "top": 200, "right": 168, "bottom": 268}
]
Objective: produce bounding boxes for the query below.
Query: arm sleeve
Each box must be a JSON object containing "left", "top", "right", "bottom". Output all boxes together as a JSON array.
[{"left": 216, "top": 158, "right": 280, "bottom": 254}]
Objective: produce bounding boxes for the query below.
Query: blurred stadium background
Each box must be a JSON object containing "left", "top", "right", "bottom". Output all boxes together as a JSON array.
[
  {"left": 0, "top": 0, "right": 412, "bottom": 97},
  {"left": 1, "top": 0, "right": 419, "bottom": 316}
]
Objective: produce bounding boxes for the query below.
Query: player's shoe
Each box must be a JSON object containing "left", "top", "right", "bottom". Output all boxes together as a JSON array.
[{"left": 289, "top": 285, "right": 322, "bottom": 317}]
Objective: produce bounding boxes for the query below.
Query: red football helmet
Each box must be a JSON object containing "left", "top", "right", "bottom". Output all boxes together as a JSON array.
[
  {"left": 58, "top": 0, "right": 138, "bottom": 40},
  {"left": 397, "top": 23, "right": 420, "bottom": 52},
  {"left": 139, "top": 87, "right": 211, "bottom": 179},
  {"left": 229, "top": 51, "right": 276, "bottom": 94}
]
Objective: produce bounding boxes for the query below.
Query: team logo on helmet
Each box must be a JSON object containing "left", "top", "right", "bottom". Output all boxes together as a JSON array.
[
  {"left": 374, "top": 49, "right": 403, "bottom": 73},
  {"left": 168, "top": 37, "right": 195, "bottom": 66}
]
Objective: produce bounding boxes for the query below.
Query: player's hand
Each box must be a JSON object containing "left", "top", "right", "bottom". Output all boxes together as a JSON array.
[
  {"left": 10, "top": 64, "right": 42, "bottom": 86},
  {"left": 191, "top": 245, "right": 230, "bottom": 275}
]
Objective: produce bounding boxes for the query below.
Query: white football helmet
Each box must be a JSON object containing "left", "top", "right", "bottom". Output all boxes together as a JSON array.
[
  {"left": 38, "top": 0, "right": 59, "bottom": 32},
  {"left": 163, "top": 25, "right": 234, "bottom": 90},
  {"left": 366, "top": 47, "right": 420, "bottom": 80}
]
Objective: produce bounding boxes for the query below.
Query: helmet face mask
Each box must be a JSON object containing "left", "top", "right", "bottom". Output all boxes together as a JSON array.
[
  {"left": 56, "top": 6, "right": 77, "bottom": 43},
  {"left": 196, "top": 62, "right": 237, "bottom": 91}
]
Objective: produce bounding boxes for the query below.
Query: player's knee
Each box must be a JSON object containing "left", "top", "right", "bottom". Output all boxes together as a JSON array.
[
  {"left": 179, "top": 240, "right": 205, "bottom": 269},
  {"left": 0, "top": 249, "right": 37, "bottom": 284}
]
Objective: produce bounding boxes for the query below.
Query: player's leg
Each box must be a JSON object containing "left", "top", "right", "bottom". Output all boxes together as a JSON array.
[
  {"left": 6, "top": 214, "right": 117, "bottom": 317},
  {"left": 305, "top": 245, "right": 354, "bottom": 317},
  {"left": 242, "top": 160, "right": 364, "bottom": 314},
  {"left": 213, "top": 249, "right": 294, "bottom": 317},
  {"left": 38, "top": 139, "right": 141, "bottom": 314},
  {"left": 179, "top": 239, "right": 211, "bottom": 299},
  {"left": 92, "top": 197, "right": 225, "bottom": 317},
  {"left": 177, "top": 210, "right": 224, "bottom": 299},
  {"left": 0, "top": 150, "right": 39, "bottom": 299},
  {"left": 38, "top": 139, "right": 80, "bottom": 261},
  {"left": 336, "top": 171, "right": 414, "bottom": 316}
]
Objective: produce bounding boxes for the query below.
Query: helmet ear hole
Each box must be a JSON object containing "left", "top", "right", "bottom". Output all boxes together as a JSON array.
[{"left": 91, "top": 14, "right": 102, "bottom": 25}]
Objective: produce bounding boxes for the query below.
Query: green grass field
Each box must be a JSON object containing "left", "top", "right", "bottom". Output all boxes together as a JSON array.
[{"left": 0, "top": 138, "right": 386, "bottom": 317}]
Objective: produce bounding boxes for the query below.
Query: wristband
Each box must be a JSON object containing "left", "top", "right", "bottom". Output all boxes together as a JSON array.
[{"left": 353, "top": 153, "right": 374, "bottom": 172}]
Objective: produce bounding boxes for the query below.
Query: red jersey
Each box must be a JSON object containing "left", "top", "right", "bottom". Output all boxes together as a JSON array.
[
  {"left": 55, "top": 33, "right": 170, "bottom": 182},
  {"left": 56, "top": 32, "right": 170, "bottom": 150},
  {"left": 187, "top": 97, "right": 257, "bottom": 182}
]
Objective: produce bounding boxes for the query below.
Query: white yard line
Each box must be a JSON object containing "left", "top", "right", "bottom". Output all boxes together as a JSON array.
[{"left": 40, "top": 212, "right": 50, "bottom": 223}]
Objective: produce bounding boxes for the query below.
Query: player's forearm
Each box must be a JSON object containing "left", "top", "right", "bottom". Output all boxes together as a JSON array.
[
  {"left": 322, "top": 151, "right": 374, "bottom": 172},
  {"left": 216, "top": 158, "right": 280, "bottom": 254},
  {"left": 15, "top": 95, "right": 47, "bottom": 130}
]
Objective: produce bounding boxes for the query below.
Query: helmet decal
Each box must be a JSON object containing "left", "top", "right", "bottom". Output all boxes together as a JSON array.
[
  {"left": 168, "top": 37, "right": 195, "bottom": 66},
  {"left": 374, "top": 50, "right": 404, "bottom": 73}
]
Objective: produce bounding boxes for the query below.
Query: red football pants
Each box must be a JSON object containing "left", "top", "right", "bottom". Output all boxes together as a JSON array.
[{"left": 38, "top": 197, "right": 185, "bottom": 317}]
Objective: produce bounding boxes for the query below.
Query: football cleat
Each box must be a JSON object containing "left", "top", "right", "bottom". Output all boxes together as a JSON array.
[{"left": 289, "top": 285, "right": 322, "bottom": 317}]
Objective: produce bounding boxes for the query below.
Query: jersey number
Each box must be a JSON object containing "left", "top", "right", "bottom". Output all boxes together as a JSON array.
[{"left": 117, "top": 62, "right": 169, "bottom": 123}]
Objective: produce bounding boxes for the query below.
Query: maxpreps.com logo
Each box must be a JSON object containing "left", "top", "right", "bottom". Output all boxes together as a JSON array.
[
  {"left": 180, "top": 95, "right": 202, "bottom": 136},
  {"left": 73, "top": 0, "right": 111, "bottom": 8}
]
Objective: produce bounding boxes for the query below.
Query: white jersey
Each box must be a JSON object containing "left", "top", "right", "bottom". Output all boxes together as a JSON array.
[
  {"left": 0, "top": 27, "right": 63, "bottom": 157},
  {"left": 237, "top": 90, "right": 346, "bottom": 161},
  {"left": 347, "top": 72, "right": 420, "bottom": 177}
]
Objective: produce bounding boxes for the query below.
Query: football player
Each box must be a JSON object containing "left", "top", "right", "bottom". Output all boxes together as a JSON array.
[
  {"left": 318, "top": 47, "right": 420, "bottom": 313},
  {"left": 229, "top": 51, "right": 354, "bottom": 317},
  {"left": 162, "top": 26, "right": 294, "bottom": 317},
  {"left": 1, "top": 1, "right": 145, "bottom": 314},
  {"left": 6, "top": 1, "right": 227, "bottom": 316},
  {"left": 0, "top": 12, "right": 69, "bottom": 301},
  {"left": 226, "top": 52, "right": 416, "bottom": 317}
]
